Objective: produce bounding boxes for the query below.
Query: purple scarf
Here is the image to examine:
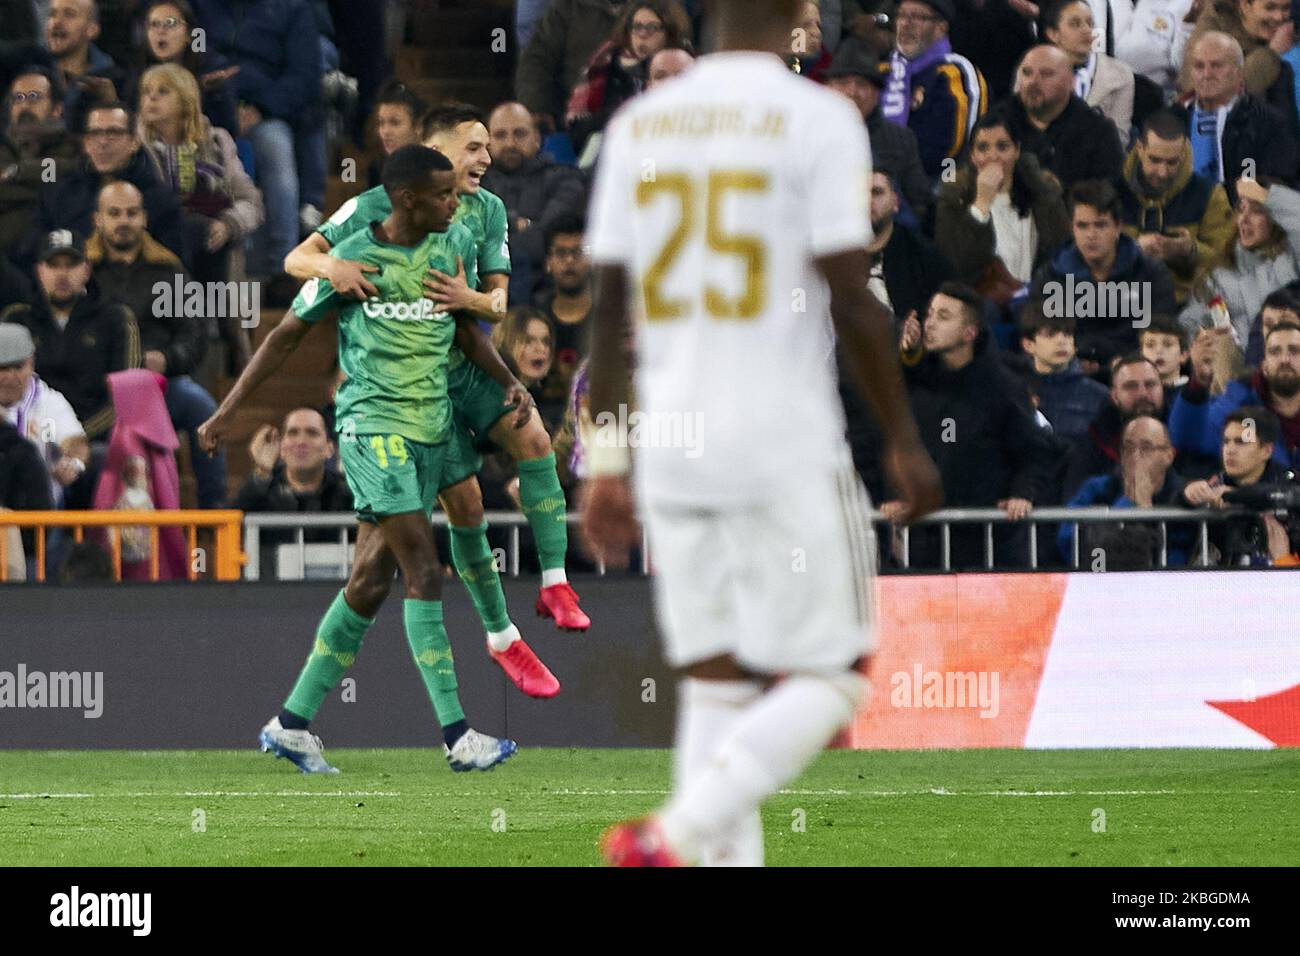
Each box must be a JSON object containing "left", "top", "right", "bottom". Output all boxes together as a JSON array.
[
  {"left": 881, "top": 36, "right": 952, "bottom": 127},
  {"left": 6, "top": 376, "right": 38, "bottom": 442}
]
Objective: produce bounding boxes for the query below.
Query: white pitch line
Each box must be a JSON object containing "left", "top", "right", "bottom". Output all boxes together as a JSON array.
[{"left": 0, "top": 788, "right": 1291, "bottom": 800}]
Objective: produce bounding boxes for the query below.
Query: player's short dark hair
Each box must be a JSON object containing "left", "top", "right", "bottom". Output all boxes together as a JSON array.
[
  {"left": 1111, "top": 351, "right": 1159, "bottom": 379},
  {"left": 1141, "top": 108, "right": 1189, "bottom": 144},
  {"left": 1265, "top": 318, "right": 1300, "bottom": 343},
  {"left": 1224, "top": 405, "right": 1280, "bottom": 445},
  {"left": 935, "top": 281, "right": 983, "bottom": 327},
  {"left": 1068, "top": 179, "right": 1122, "bottom": 221},
  {"left": 9, "top": 63, "right": 65, "bottom": 105},
  {"left": 420, "top": 101, "right": 486, "bottom": 141},
  {"left": 544, "top": 212, "right": 587, "bottom": 255},
  {"left": 1139, "top": 314, "right": 1188, "bottom": 349},
  {"left": 382, "top": 144, "right": 453, "bottom": 195},
  {"left": 82, "top": 100, "right": 134, "bottom": 132},
  {"left": 376, "top": 79, "right": 428, "bottom": 123},
  {"left": 1019, "top": 297, "right": 1076, "bottom": 339}
]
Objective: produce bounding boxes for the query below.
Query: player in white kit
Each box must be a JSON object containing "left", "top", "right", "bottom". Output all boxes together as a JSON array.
[{"left": 580, "top": 0, "right": 943, "bottom": 866}]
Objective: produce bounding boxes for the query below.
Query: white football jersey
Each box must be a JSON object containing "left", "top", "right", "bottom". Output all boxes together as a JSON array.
[{"left": 587, "top": 51, "right": 873, "bottom": 505}]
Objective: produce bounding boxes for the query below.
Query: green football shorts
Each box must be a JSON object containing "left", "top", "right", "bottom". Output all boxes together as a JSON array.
[{"left": 341, "top": 432, "right": 446, "bottom": 521}]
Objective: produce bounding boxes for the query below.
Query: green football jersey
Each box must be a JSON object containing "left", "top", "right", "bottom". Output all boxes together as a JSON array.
[
  {"left": 292, "top": 221, "right": 480, "bottom": 445},
  {"left": 317, "top": 185, "right": 511, "bottom": 276}
]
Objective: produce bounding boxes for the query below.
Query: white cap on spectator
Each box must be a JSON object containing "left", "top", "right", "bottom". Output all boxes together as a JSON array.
[{"left": 0, "top": 324, "right": 36, "bottom": 365}]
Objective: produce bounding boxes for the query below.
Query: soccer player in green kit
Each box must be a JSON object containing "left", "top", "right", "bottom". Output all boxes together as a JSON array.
[
  {"left": 198, "top": 146, "right": 521, "bottom": 773},
  {"left": 286, "top": 103, "right": 586, "bottom": 702}
]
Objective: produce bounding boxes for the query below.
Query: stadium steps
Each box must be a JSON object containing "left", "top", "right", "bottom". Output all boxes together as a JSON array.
[{"left": 402, "top": 0, "right": 515, "bottom": 112}]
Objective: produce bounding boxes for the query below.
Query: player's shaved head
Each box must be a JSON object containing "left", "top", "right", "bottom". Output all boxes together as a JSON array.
[
  {"left": 382, "top": 143, "right": 453, "bottom": 195},
  {"left": 709, "top": 0, "right": 805, "bottom": 55}
]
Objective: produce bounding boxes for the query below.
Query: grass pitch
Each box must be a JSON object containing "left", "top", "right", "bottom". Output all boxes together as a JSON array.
[{"left": 0, "top": 748, "right": 1295, "bottom": 866}]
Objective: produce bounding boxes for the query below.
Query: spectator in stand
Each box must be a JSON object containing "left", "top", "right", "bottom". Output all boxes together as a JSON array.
[
  {"left": 565, "top": 0, "right": 691, "bottom": 157},
  {"left": 791, "top": 1, "right": 831, "bottom": 79},
  {"left": 366, "top": 80, "right": 426, "bottom": 188},
  {"left": 1176, "top": 0, "right": 1300, "bottom": 131},
  {"left": 123, "top": 0, "right": 239, "bottom": 137},
  {"left": 1119, "top": 108, "right": 1237, "bottom": 306},
  {"left": 1019, "top": 300, "right": 1109, "bottom": 440},
  {"left": 1182, "top": 404, "right": 1300, "bottom": 564},
  {"left": 1115, "top": 0, "right": 1196, "bottom": 97},
  {"left": 935, "top": 110, "right": 1071, "bottom": 303},
  {"left": 1063, "top": 353, "right": 1169, "bottom": 496},
  {"left": 1177, "top": 31, "right": 1298, "bottom": 204},
  {"left": 0, "top": 323, "right": 88, "bottom": 507},
  {"left": 824, "top": 35, "right": 934, "bottom": 229},
  {"left": 235, "top": 407, "right": 352, "bottom": 554},
  {"left": 0, "top": 254, "right": 33, "bottom": 311},
  {"left": 1058, "top": 415, "right": 1193, "bottom": 567},
  {"left": 0, "top": 414, "right": 52, "bottom": 574},
  {"left": 0, "top": 229, "right": 138, "bottom": 446},
  {"left": 881, "top": 282, "right": 1059, "bottom": 568},
  {"left": 1140, "top": 313, "right": 1193, "bottom": 388},
  {"left": 516, "top": 0, "right": 628, "bottom": 137},
  {"left": 880, "top": 0, "right": 988, "bottom": 180},
  {"left": 87, "top": 179, "right": 226, "bottom": 507},
  {"left": 645, "top": 46, "right": 695, "bottom": 88},
  {"left": 845, "top": 166, "right": 953, "bottom": 497},
  {"left": 137, "top": 62, "right": 264, "bottom": 315},
  {"left": 1029, "top": 178, "right": 1178, "bottom": 370},
  {"left": 493, "top": 307, "right": 565, "bottom": 434},
  {"left": 1043, "top": 0, "right": 1136, "bottom": 143},
  {"left": 1002, "top": 44, "right": 1124, "bottom": 191},
  {"left": 46, "top": 0, "right": 126, "bottom": 132},
  {"left": 483, "top": 101, "right": 586, "bottom": 307},
  {"left": 1170, "top": 319, "right": 1300, "bottom": 470},
  {"left": 1179, "top": 176, "right": 1300, "bottom": 347},
  {"left": 1244, "top": 285, "right": 1300, "bottom": 365},
  {"left": 534, "top": 214, "right": 593, "bottom": 416},
  {"left": 1, "top": 65, "right": 81, "bottom": 251},
  {"left": 32, "top": 100, "right": 186, "bottom": 268},
  {"left": 190, "top": 0, "right": 323, "bottom": 297}
]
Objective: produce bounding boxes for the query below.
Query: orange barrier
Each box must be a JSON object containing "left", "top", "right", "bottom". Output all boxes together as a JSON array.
[{"left": 0, "top": 510, "right": 245, "bottom": 583}]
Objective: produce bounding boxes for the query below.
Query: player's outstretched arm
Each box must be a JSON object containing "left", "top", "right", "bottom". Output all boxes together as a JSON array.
[
  {"left": 285, "top": 232, "right": 378, "bottom": 300},
  {"left": 453, "top": 315, "right": 533, "bottom": 428},
  {"left": 196, "top": 311, "right": 313, "bottom": 455},
  {"left": 818, "top": 248, "right": 943, "bottom": 524},
  {"left": 579, "top": 263, "right": 639, "bottom": 566}
]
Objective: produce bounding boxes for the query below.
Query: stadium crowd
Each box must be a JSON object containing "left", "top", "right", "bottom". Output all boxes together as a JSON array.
[{"left": 2, "top": 0, "right": 1300, "bottom": 578}]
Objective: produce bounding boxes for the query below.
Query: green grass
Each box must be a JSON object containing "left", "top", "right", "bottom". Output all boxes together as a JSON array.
[{"left": 0, "top": 748, "right": 1296, "bottom": 866}]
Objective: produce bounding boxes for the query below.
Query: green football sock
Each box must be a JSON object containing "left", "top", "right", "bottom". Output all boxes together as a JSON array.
[
  {"left": 403, "top": 598, "right": 466, "bottom": 727},
  {"left": 283, "top": 590, "right": 372, "bottom": 721},
  {"left": 517, "top": 452, "right": 568, "bottom": 572},
  {"left": 450, "top": 522, "right": 512, "bottom": 634}
]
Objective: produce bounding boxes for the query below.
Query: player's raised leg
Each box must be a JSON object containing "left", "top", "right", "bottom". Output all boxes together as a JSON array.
[
  {"left": 438, "top": 463, "right": 560, "bottom": 699},
  {"left": 487, "top": 407, "right": 590, "bottom": 630}
]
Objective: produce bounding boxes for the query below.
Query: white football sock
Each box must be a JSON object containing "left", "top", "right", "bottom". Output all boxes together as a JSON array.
[
  {"left": 658, "top": 673, "right": 867, "bottom": 861},
  {"left": 486, "top": 623, "right": 520, "bottom": 652},
  {"left": 671, "top": 678, "right": 764, "bottom": 867},
  {"left": 541, "top": 568, "right": 567, "bottom": 588}
]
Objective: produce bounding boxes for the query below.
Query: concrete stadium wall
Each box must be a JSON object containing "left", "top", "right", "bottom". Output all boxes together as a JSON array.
[{"left": 0, "top": 579, "right": 677, "bottom": 749}]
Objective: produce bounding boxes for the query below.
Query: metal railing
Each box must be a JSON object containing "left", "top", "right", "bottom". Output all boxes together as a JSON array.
[{"left": 0, "top": 510, "right": 245, "bottom": 582}]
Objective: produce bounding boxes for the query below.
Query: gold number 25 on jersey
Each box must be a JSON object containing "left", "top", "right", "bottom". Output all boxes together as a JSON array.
[{"left": 636, "top": 170, "right": 769, "bottom": 321}]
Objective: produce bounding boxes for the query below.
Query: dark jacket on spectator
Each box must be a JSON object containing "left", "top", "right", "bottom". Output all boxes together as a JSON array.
[
  {"left": 0, "top": 417, "right": 51, "bottom": 512},
  {"left": 868, "top": 107, "right": 934, "bottom": 228},
  {"left": 1063, "top": 389, "right": 1180, "bottom": 499},
  {"left": 1002, "top": 94, "right": 1125, "bottom": 192},
  {"left": 0, "top": 120, "right": 81, "bottom": 251},
  {"left": 1173, "top": 94, "right": 1299, "bottom": 206},
  {"left": 0, "top": 253, "right": 31, "bottom": 311},
  {"left": 1168, "top": 369, "right": 1300, "bottom": 472},
  {"left": 235, "top": 462, "right": 352, "bottom": 519},
  {"left": 1184, "top": 458, "right": 1298, "bottom": 566},
  {"left": 948, "top": 0, "right": 1037, "bottom": 102},
  {"left": 1028, "top": 233, "right": 1178, "bottom": 365},
  {"left": 191, "top": 0, "right": 323, "bottom": 122},
  {"left": 1035, "top": 359, "right": 1109, "bottom": 442},
  {"left": 61, "top": 43, "right": 129, "bottom": 134},
  {"left": 482, "top": 152, "right": 586, "bottom": 300},
  {"left": 515, "top": 0, "right": 626, "bottom": 121},
  {"left": 1119, "top": 140, "right": 1236, "bottom": 304},
  {"left": 876, "top": 218, "right": 954, "bottom": 321},
  {"left": 87, "top": 230, "right": 205, "bottom": 377},
  {"left": 935, "top": 151, "right": 1070, "bottom": 286},
  {"left": 32, "top": 149, "right": 187, "bottom": 269},
  {"left": 0, "top": 296, "right": 139, "bottom": 439},
  {"left": 1057, "top": 467, "right": 1191, "bottom": 566}
]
